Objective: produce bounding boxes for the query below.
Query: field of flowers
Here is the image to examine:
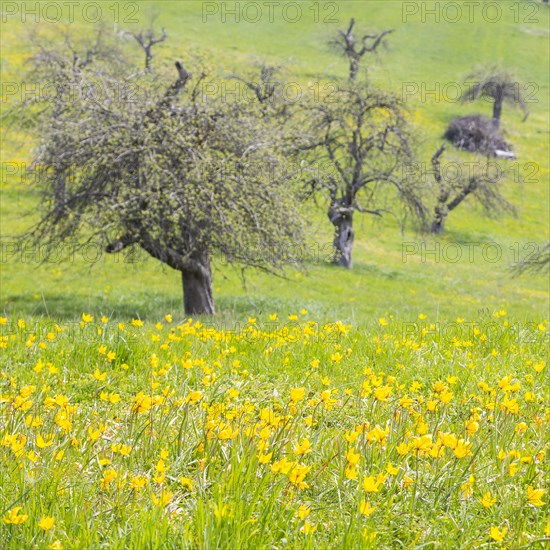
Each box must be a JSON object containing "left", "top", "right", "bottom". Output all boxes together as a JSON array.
[{"left": 0, "top": 311, "right": 548, "bottom": 549}]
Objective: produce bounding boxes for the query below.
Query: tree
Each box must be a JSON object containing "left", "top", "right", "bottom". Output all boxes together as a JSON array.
[
  {"left": 24, "top": 27, "right": 123, "bottom": 216},
  {"left": 331, "top": 18, "right": 393, "bottom": 82},
  {"left": 461, "top": 67, "right": 529, "bottom": 129},
  {"left": 430, "top": 145, "right": 516, "bottom": 234},
  {"left": 300, "top": 84, "right": 427, "bottom": 268},
  {"left": 125, "top": 24, "right": 167, "bottom": 72},
  {"left": 512, "top": 244, "right": 549, "bottom": 275},
  {"left": 24, "top": 31, "right": 304, "bottom": 315}
]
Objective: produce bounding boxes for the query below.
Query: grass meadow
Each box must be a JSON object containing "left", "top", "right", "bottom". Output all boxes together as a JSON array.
[{"left": 0, "top": 1, "right": 548, "bottom": 548}]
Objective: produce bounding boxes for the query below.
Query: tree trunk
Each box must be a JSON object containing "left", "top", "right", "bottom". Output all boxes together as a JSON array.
[
  {"left": 349, "top": 58, "right": 359, "bottom": 82},
  {"left": 431, "top": 204, "right": 448, "bottom": 234},
  {"left": 492, "top": 96, "right": 503, "bottom": 128},
  {"left": 181, "top": 256, "right": 214, "bottom": 315},
  {"left": 431, "top": 218, "right": 445, "bottom": 234},
  {"left": 329, "top": 203, "right": 354, "bottom": 268}
]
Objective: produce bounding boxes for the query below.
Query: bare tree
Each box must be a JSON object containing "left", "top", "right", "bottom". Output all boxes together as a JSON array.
[
  {"left": 461, "top": 67, "right": 529, "bottom": 129},
  {"left": 23, "top": 32, "right": 304, "bottom": 315},
  {"left": 126, "top": 26, "right": 167, "bottom": 72},
  {"left": 230, "top": 63, "right": 280, "bottom": 104},
  {"left": 301, "top": 84, "right": 427, "bottom": 268},
  {"left": 331, "top": 18, "right": 393, "bottom": 81},
  {"left": 430, "top": 145, "right": 516, "bottom": 234}
]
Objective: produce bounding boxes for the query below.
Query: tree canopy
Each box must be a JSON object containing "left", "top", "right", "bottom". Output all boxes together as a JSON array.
[{"left": 24, "top": 29, "right": 304, "bottom": 314}]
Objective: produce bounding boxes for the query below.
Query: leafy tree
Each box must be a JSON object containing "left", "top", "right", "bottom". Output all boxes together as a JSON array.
[
  {"left": 430, "top": 145, "right": 516, "bottom": 234},
  {"left": 23, "top": 31, "right": 304, "bottom": 315},
  {"left": 461, "top": 67, "right": 529, "bottom": 129},
  {"left": 330, "top": 18, "right": 393, "bottom": 82},
  {"left": 300, "top": 84, "right": 426, "bottom": 268}
]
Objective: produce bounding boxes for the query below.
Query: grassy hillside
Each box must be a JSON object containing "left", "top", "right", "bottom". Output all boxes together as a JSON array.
[
  {"left": 0, "top": 3, "right": 549, "bottom": 549},
  {"left": 1, "top": 0, "right": 549, "bottom": 323}
]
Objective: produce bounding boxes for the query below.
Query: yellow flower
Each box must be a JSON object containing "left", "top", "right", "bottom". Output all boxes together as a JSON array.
[
  {"left": 101, "top": 468, "right": 118, "bottom": 489},
  {"left": 386, "top": 463, "right": 399, "bottom": 476},
  {"left": 49, "top": 541, "right": 63, "bottom": 550},
  {"left": 130, "top": 475, "right": 148, "bottom": 491},
  {"left": 374, "top": 385, "right": 392, "bottom": 401},
  {"left": 293, "top": 439, "right": 311, "bottom": 456},
  {"left": 453, "top": 439, "right": 472, "bottom": 458},
  {"left": 38, "top": 516, "right": 55, "bottom": 531},
  {"left": 288, "top": 463, "right": 311, "bottom": 489},
  {"left": 514, "top": 422, "right": 528, "bottom": 434},
  {"left": 489, "top": 526, "right": 507, "bottom": 542},
  {"left": 186, "top": 391, "right": 203, "bottom": 404},
  {"left": 481, "top": 491, "right": 496, "bottom": 508},
  {"left": 465, "top": 420, "right": 479, "bottom": 435},
  {"left": 460, "top": 476, "right": 475, "bottom": 499},
  {"left": 378, "top": 317, "right": 387, "bottom": 326},
  {"left": 403, "top": 475, "right": 414, "bottom": 489},
  {"left": 152, "top": 491, "right": 172, "bottom": 507},
  {"left": 346, "top": 447, "right": 360, "bottom": 466},
  {"left": 297, "top": 504, "right": 310, "bottom": 520},
  {"left": 362, "top": 475, "right": 381, "bottom": 493},
  {"left": 359, "top": 500, "right": 376, "bottom": 517},
  {"left": 213, "top": 503, "right": 227, "bottom": 520},
  {"left": 81, "top": 313, "right": 93, "bottom": 323},
  {"left": 153, "top": 472, "right": 166, "bottom": 484},
  {"left": 92, "top": 369, "right": 107, "bottom": 382},
  {"left": 36, "top": 434, "right": 54, "bottom": 448},
  {"left": 345, "top": 464, "right": 358, "bottom": 480},
  {"left": 527, "top": 486, "right": 546, "bottom": 507},
  {"left": 3, "top": 507, "right": 28, "bottom": 525},
  {"left": 88, "top": 427, "right": 101, "bottom": 442},
  {"left": 290, "top": 387, "right": 305, "bottom": 403},
  {"left": 180, "top": 476, "right": 193, "bottom": 490},
  {"left": 300, "top": 521, "right": 317, "bottom": 534},
  {"left": 131, "top": 392, "right": 153, "bottom": 413},
  {"left": 131, "top": 319, "right": 144, "bottom": 327}
]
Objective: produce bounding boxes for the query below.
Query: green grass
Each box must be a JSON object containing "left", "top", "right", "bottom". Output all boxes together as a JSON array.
[
  {"left": 0, "top": 314, "right": 548, "bottom": 548},
  {"left": 1, "top": 1, "right": 548, "bottom": 324},
  {"left": 0, "top": 3, "right": 548, "bottom": 547}
]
